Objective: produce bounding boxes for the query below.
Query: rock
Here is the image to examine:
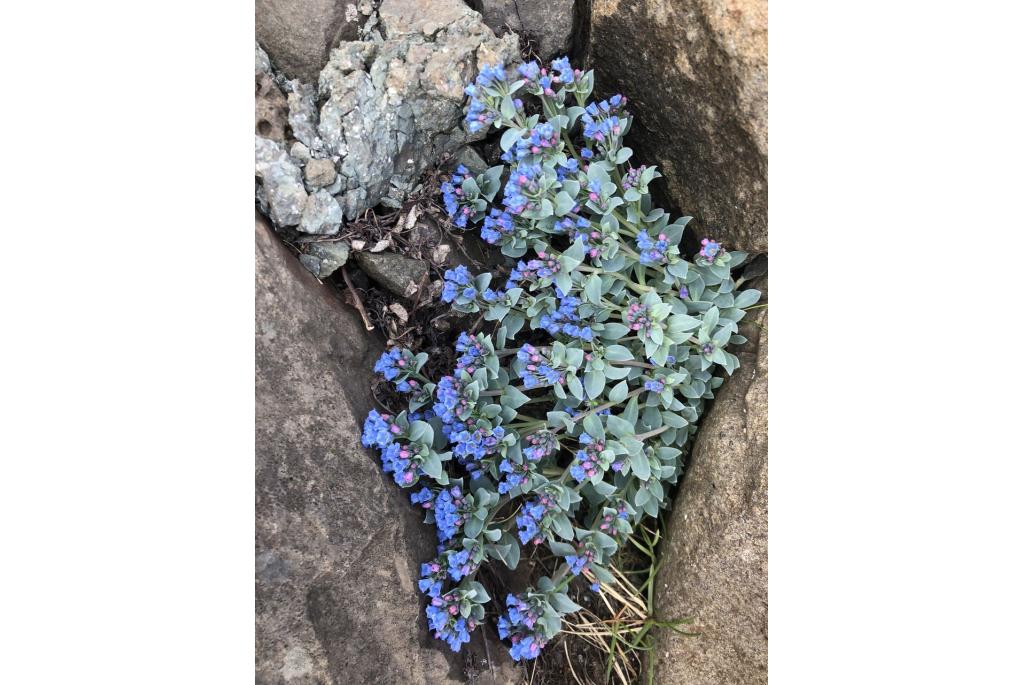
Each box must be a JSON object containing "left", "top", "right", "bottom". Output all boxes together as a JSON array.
[
  {"left": 256, "top": 42, "right": 273, "bottom": 74},
  {"left": 653, "top": 285, "right": 767, "bottom": 684},
  {"left": 290, "top": 142, "right": 311, "bottom": 163},
  {"left": 256, "top": 215, "right": 463, "bottom": 684},
  {"left": 453, "top": 146, "right": 488, "bottom": 174},
  {"left": 353, "top": 251, "right": 429, "bottom": 298},
  {"left": 256, "top": 71, "right": 290, "bottom": 142},
  {"left": 300, "top": 189, "right": 343, "bottom": 235},
  {"left": 304, "top": 158, "right": 337, "bottom": 188},
  {"left": 256, "top": 137, "right": 308, "bottom": 227},
  {"left": 255, "top": 0, "right": 364, "bottom": 83},
  {"left": 299, "top": 240, "right": 350, "bottom": 278},
  {"left": 286, "top": 80, "right": 326, "bottom": 155},
  {"left": 471, "top": 0, "right": 576, "bottom": 60},
  {"left": 311, "top": 0, "right": 519, "bottom": 219},
  {"left": 587, "top": 0, "right": 768, "bottom": 253}
]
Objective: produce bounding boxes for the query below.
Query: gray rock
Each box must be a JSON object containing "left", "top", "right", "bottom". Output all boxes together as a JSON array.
[
  {"left": 300, "top": 189, "right": 343, "bottom": 235},
  {"left": 308, "top": 0, "right": 518, "bottom": 219},
  {"left": 472, "top": 0, "right": 576, "bottom": 61},
  {"left": 299, "top": 240, "right": 350, "bottom": 278},
  {"left": 256, "top": 0, "right": 365, "bottom": 83},
  {"left": 290, "top": 142, "right": 311, "bottom": 163},
  {"left": 256, "top": 71, "right": 290, "bottom": 142},
  {"left": 286, "top": 80, "right": 326, "bottom": 155},
  {"left": 256, "top": 215, "right": 463, "bottom": 684},
  {"left": 586, "top": 0, "right": 768, "bottom": 252},
  {"left": 304, "top": 158, "right": 337, "bottom": 188},
  {"left": 653, "top": 285, "right": 768, "bottom": 685},
  {"left": 353, "top": 251, "right": 428, "bottom": 297},
  {"left": 256, "top": 42, "right": 273, "bottom": 74},
  {"left": 256, "top": 137, "right": 308, "bottom": 227},
  {"left": 453, "top": 145, "right": 488, "bottom": 174}
]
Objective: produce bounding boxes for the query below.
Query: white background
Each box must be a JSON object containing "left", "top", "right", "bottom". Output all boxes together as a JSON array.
[{"left": 1, "top": 1, "right": 1022, "bottom": 682}]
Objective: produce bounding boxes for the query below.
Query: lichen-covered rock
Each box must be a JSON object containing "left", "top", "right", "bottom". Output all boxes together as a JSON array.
[
  {"left": 353, "top": 251, "right": 429, "bottom": 297},
  {"left": 256, "top": 71, "right": 290, "bottom": 142},
  {"left": 286, "top": 81, "right": 326, "bottom": 155},
  {"left": 653, "top": 287, "right": 767, "bottom": 684},
  {"left": 472, "top": 0, "right": 577, "bottom": 61},
  {"left": 256, "top": 137, "right": 308, "bottom": 227},
  {"left": 255, "top": 0, "right": 365, "bottom": 83},
  {"left": 309, "top": 0, "right": 519, "bottom": 218},
  {"left": 587, "top": 0, "right": 768, "bottom": 253},
  {"left": 300, "top": 189, "right": 344, "bottom": 235},
  {"left": 298, "top": 240, "right": 350, "bottom": 279},
  {"left": 255, "top": 0, "right": 518, "bottom": 232}
]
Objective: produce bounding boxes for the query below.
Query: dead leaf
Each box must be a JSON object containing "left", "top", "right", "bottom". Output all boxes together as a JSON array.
[
  {"left": 388, "top": 302, "right": 409, "bottom": 323},
  {"left": 431, "top": 244, "right": 451, "bottom": 264},
  {"left": 404, "top": 205, "right": 420, "bottom": 231},
  {"left": 351, "top": 239, "right": 366, "bottom": 251},
  {"left": 369, "top": 238, "right": 391, "bottom": 253}
]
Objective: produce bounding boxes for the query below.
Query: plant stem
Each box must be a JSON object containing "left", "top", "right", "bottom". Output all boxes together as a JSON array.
[
  {"left": 553, "top": 387, "right": 644, "bottom": 434},
  {"left": 635, "top": 425, "right": 670, "bottom": 442}
]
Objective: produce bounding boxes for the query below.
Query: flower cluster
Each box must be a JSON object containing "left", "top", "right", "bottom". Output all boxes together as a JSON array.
[
  {"left": 516, "top": 494, "right": 558, "bottom": 545},
  {"left": 636, "top": 230, "right": 669, "bottom": 265},
  {"left": 364, "top": 54, "right": 762, "bottom": 663},
  {"left": 516, "top": 344, "right": 562, "bottom": 389},
  {"left": 426, "top": 590, "right": 477, "bottom": 651},
  {"left": 441, "top": 265, "right": 477, "bottom": 303},
  {"left": 568, "top": 432, "right": 612, "bottom": 483},
  {"left": 480, "top": 209, "right": 515, "bottom": 245},
  {"left": 497, "top": 594, "right": 547, "bottom": 661},
  {"left": 441, "top": 165, "right": 473, "bottom": 227}
]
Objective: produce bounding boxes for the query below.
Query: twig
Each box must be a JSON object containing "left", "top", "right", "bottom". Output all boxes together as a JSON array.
[{"left": 341, "top": 265, "right": 374, "bottom": 331}]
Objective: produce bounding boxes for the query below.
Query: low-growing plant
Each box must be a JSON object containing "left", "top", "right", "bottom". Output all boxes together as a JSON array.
[{"left": 362, "top": 55, "right": 761, "bottom": 663}]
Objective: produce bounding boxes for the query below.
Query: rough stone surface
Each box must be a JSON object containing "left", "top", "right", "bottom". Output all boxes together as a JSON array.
[
  {"left": 256, "top": 0, "right": 364, "bottom": 83},
  {"left": 653, "top": 283, "right": 767, "bottom": 685},
  {"left": 353, "top": 251, "right": 429, "bottom": 297},
  {"left": 587, "top": 0, "right": 768, "bottom": 253},
  {"left": 472, "top": 0, "right": 576, "bottom": 60},
  {"left": 256, "top": 137, "right": 308, "bottom": 227},
  {"left": 258, "top": 216, "right": 446, "bottom": 684},
  {"left": 255, "top": 0, "right": 519, "bottom": 233},
  {"left": 304, "top": 158, "right": 337, "bottom": 188},
  {"left": 256, "top": 71, "right": 290, "bottom": 142},
  {"left": 300, "top": 189, "right": 344, "bottom": 235},
  {"left": 453, "top": 146, "right": 489, "bottom": 174},
  {"left": 310, "top": 0, "right": 519, "bottom": 219},
  {"left": 298, "top": 240, "right": 350, "bottom": 279}
]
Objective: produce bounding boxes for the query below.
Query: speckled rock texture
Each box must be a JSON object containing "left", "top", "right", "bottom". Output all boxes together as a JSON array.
[
  {"left": 254, "top": 0, "right": 518, "bottom": 231},
  {"left": 257, "top": 215, "right": 474, "bottom": 684},
  {"left": 653, "top": 283, "right": 767, "bottom": 685},
  {"left": 471, "top": 0, "right": 577, "bottom": 61},
  {"left": 587, "top": 0, "right": 768, "bottom": 253}
]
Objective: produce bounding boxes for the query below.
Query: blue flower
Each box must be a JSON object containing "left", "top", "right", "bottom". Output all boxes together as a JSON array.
[
  {"left": 481, "top": 209, "right": 515, "bottom": 244},
  {"left": 433, "top": 486, "right": 467, "bottom": 542},
  {"left": 515, "top": 494, "right": 556, "bottom": 545},
  {"left": 636, "top": 230, "right": 669, "bottom": 265},
  {"left": 516, "top": 344, "right": 563, "bottom": 389},
  {"left": 645, "top": 379, "right": 665, "bottom": 393},
  {"left": 441, "top": 265, "right": 475, "bottom": 304},
  {"left": 551, "top": 56, "right": 575, "bottom": 85},
  {"left": 361, "top": 410, "right": 398, "bottom": 449},
  {"left": 699, "top": 237, "right": 722, "bottom": 262}
]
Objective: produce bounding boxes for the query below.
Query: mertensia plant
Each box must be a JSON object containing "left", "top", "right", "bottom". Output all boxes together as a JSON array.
[{"left": 362, "top": 56, "right": 761, "bottom": 662}]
